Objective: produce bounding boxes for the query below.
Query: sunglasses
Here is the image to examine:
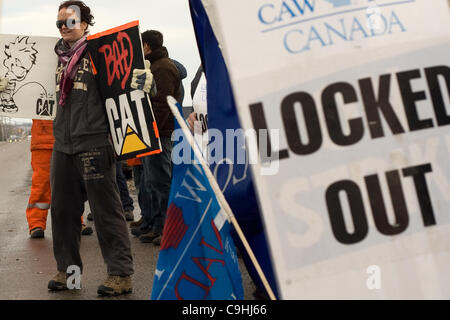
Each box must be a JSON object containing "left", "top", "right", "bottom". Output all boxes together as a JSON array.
[{"left": 56, "top": 19, "right": 80, "bottom": 29}]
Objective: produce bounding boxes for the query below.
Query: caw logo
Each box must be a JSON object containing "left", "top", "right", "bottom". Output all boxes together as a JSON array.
[
  {"left": 258, "top": 0, "right": 409, "bottom": 55},
  {"left": 258, "top": 0, "right": 316, "bottom": 25},
  {"left": 324, "top": 0, "right": 352, "bottom": 8}
]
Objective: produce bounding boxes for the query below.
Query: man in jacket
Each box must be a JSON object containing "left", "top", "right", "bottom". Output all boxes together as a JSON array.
[
  {"left": 136, "top": 30, "right": 181, "bottom": 245},
  {"left": 130, "top": 58, "right": 186, "bottom": 231}
]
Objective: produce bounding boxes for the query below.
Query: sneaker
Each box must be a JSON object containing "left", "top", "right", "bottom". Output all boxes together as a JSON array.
[
  {"left": 129, "top": 217, "right": 143, "bottom": 228},
  {"left": 81, "top": 224, "right": 93, "bottom": 236},
  {"left": 87, "top": 212, "right": 93, "bottom": 221},
  {"left": 152, "top": 234, "right": 162, "bottom": 246},
  {"left": 48, "top": 271, "right": 68, "bottom": 291},
  {"left": 30, "top": 227, "right": 44, "bottom": 239},
  {"left": 97, "top": 275, "right": 132, "bottom": 296},
  {"left": 139, "top": 231, "right": 161, "bottom": 243},
  {"left": 124, "top": 210, "right": 134, "bottom": 221}
]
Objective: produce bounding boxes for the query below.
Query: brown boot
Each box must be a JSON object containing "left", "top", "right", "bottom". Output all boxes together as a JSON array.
[
  {"left": 97, "top": 275, "right": 132, "bottom": 296},
  {"left": 129, "top": 217, "right": 143, "bottom": 228},
  {"left": 139, "top": 231, "right": 161, "bottom": 243},
  {"left": 48, "top": 271, "right": 68, "bottom": 291}
]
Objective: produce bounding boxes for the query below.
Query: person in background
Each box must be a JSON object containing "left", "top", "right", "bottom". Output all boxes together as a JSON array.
[
  {"left": 130, "top": 58, "right": 186, "bottom": 231},
  {"left": 131, "top": 30, "right": 181, "bottom": 246},
  {"left": 115, "top": 162, "right": 134, "bottom": 221},
  {"left": 127, "top": 157, "right": 144, "bottom": 228},
  {"left": 27, "top": 120, "right": 56, "bottom": 239},
  {"left": 187, "top": 65, "right": 208, "bottom": 156},
  {"left": 171, "top": 59, "right": 187, "bottom": 105}
]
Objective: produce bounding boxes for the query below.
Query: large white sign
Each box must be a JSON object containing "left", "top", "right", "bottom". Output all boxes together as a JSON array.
[
  {"left": 0, "top": 34, "right": 58, "bottom": 119},
  {"left": 203, "top": 0, "right": 450, "bottom": 299}
]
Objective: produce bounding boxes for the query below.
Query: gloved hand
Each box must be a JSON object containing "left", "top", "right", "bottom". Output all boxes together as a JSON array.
[
  {"left": 0, "top": 77, "right": 8, "bottom": 92},
  {"left": 131, "top": 60, "right": 153, "bottom": 93}
]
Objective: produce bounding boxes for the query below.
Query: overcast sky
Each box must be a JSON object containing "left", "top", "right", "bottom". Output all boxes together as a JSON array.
[{"left": 0, "top": 0, "right": 201, "bottom": 109}]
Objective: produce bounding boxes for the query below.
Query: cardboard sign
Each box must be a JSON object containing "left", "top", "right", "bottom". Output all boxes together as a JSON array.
[
  {"left": 87, "top": 21, "right": 161, "bottom": 160},
  {"left": 0, "top": 34, "right": 58, "bottom": 119},
  {"left": 199, "top": 0, "right": 450, "bottom": 298}
]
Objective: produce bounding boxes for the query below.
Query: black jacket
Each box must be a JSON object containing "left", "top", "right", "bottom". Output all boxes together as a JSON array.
[
  {"left": 146, "top": 46, "right": 181, "bottom": 137},
  {"left": 53, "top": 41, "right": 110, "bottom": 154}
]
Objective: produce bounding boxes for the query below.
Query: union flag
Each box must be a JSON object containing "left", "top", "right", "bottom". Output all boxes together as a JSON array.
[{"left": 150, "top": 99, "right": 244, "bottom": 300}]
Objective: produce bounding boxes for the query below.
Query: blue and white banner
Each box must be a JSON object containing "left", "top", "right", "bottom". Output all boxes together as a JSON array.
[
  {"left": 189, "top": 0, "right": 280, "bottom": 299},
  {"left": 192, "top": 0, "right": 450, "bottom": 299},
  {"left": 151, "top": 99, "right": 244, "bottom": 300}
]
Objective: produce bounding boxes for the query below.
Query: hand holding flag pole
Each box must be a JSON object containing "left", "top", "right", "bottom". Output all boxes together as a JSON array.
[{"left": 167, "top": 96, "right": 277, "bottom": 300}]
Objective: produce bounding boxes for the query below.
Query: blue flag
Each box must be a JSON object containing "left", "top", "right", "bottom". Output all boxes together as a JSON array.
[
  {"left": 151, "top": 100, "right": 244, "bottom": 300},
  {"left": 189, "top": 0, "right": 279, "bottom": 298}
]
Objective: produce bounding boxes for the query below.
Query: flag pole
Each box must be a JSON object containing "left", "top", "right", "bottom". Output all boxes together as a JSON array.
[{"left": 167, "top": 96, "right": 277, "bottom": 301}]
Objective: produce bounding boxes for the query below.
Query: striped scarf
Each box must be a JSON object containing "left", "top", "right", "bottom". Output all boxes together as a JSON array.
[{"left": 54, "top": 33, "right": 89, "bottom": 106}]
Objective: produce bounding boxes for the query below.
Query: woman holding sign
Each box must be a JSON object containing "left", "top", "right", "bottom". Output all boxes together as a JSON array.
[{"left": 48, "top": 1, "right": 152, "bottom": 296}]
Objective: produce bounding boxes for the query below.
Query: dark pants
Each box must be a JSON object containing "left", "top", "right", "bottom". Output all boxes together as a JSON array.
[
  {"left": 116, "top": 161, "right": 134, "bottom": 212},
  {"left": 141, "top": 137, "right": 173, "bottom": 233},
  {"left": 50, "top": 146, "right": 133, "bottom": 276}
]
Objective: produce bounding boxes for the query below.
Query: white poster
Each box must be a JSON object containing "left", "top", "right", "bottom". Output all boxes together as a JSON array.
[
  {"left": 202, "top": 0, "right": 450, "bottom": 299},
  {"left": 192, "top": 72, "right": 209, "bottom": 156},
  {"left": 0, "top": 34, "right": 58, "bottom": 119}
]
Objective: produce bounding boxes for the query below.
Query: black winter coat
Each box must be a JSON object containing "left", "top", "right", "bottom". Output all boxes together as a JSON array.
[
  {"left": 54, "top": 42, "right": 110, "bottom": 155},
  {"left": 146, "top": 46, "right": 181, "bottom": 137}
]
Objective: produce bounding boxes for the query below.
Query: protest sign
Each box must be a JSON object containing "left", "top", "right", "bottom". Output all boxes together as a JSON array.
[
  {"left": 198, "top": 0, "right": 450, "bottom": 298},
  {"left": 0, "top": 34, "right": 58, "bottom": 119},
  {"left": 192, "top": 71, "right": 209, "bottom": 156},
  {"left": 87, "top": 21, "right": 161, "bottom": 160}
]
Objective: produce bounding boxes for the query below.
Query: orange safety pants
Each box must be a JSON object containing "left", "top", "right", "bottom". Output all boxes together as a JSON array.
[
  {"left": 26, "top": 150, "right": 85, "bottom": 231},
  {"left": 26, "top": 149, "right": 52, "bottom": 231}
]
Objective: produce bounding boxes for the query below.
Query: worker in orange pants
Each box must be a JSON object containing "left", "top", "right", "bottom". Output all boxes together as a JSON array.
[{"left": 27, "top": 119, "right": 92, "bottom": 238}]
